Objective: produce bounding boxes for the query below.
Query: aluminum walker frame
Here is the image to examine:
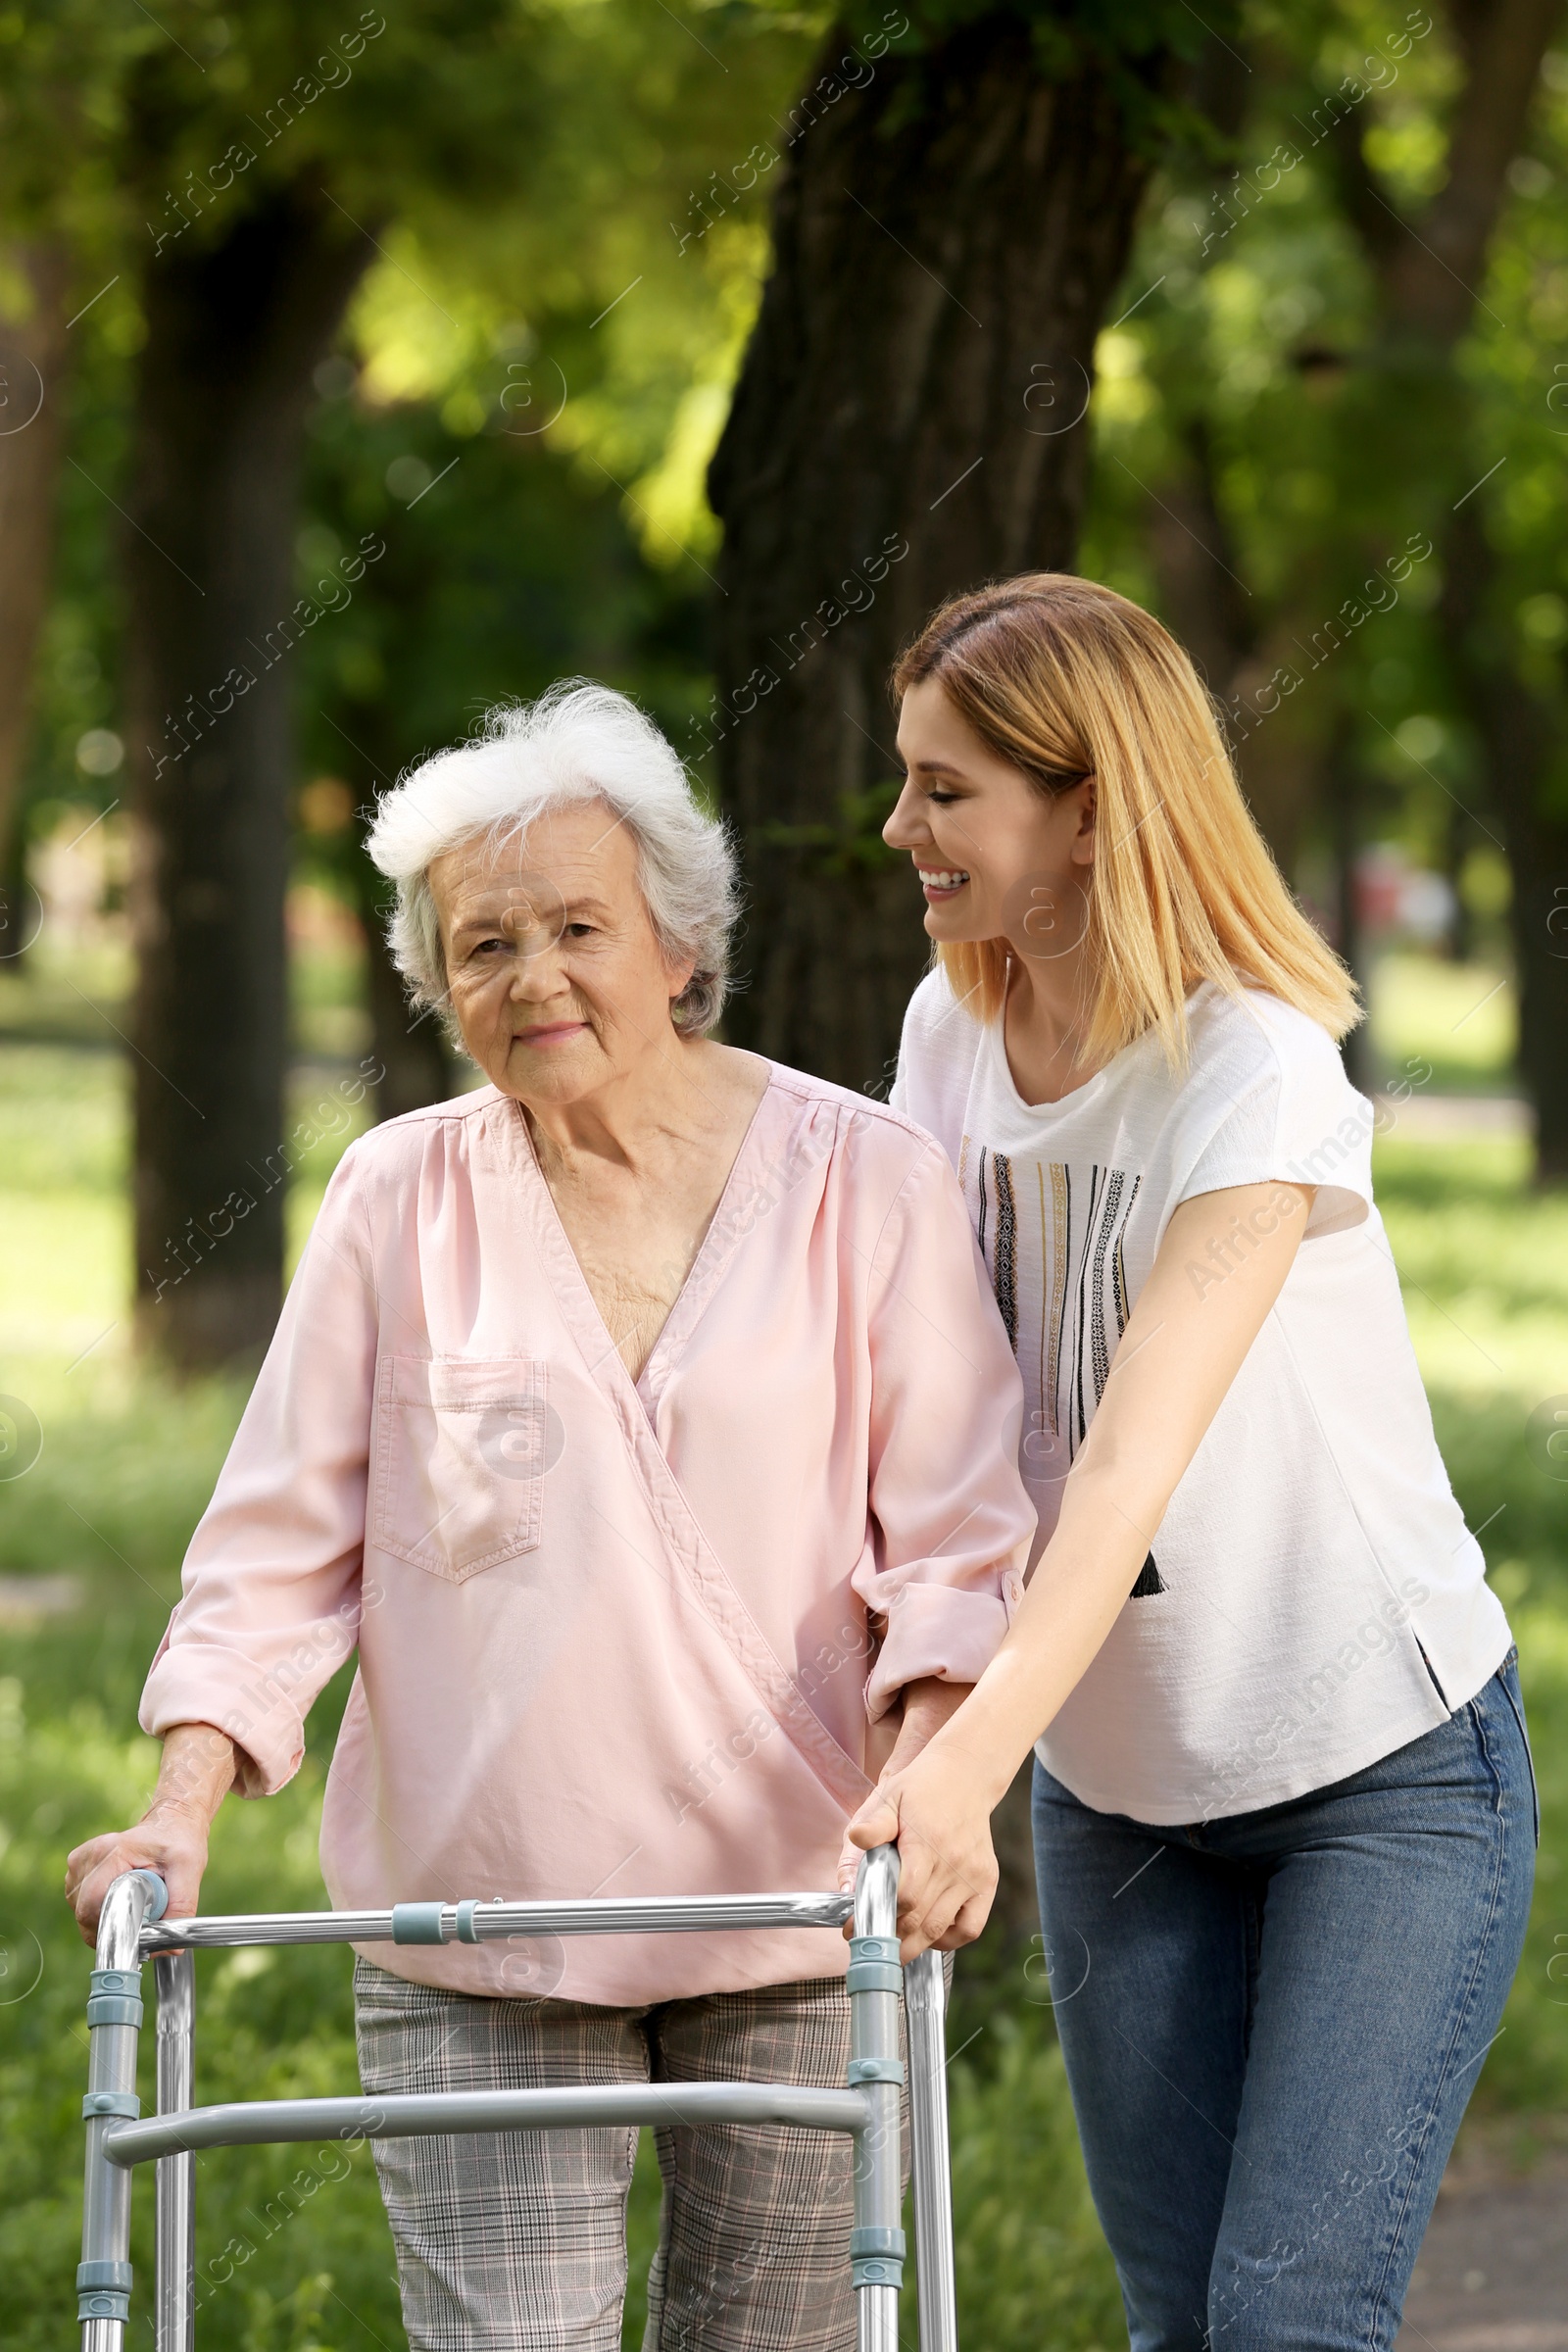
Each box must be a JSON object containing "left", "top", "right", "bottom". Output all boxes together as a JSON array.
[{"left": 77, "top": 1845, "right": 957, "bottom": 2352}]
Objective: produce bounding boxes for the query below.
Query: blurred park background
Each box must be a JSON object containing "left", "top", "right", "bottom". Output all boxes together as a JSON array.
[{"left": 3, "top": 0, "right": 1568, "bottom": 2343}]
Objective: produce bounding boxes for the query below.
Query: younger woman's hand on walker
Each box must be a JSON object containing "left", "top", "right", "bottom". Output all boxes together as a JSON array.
[
  {"left": 840, "top": 1184, "right": 1319, "bottom": 1961},
  {"left": 837, "top": 1676, "right": 975, "bottom": 1916},
  {"left": 845, "top": 1742, "right": 1000, "bottom": 1959}
]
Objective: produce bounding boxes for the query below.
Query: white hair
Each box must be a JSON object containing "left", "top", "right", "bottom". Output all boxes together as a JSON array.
[{"left": 365, "top": 679, "right": 740, "bottom": 1039}]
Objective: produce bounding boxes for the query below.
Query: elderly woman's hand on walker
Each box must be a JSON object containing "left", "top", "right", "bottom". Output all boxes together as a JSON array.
[{"left": 67, "top": 1721, "right": 234, "bottom": 1937}]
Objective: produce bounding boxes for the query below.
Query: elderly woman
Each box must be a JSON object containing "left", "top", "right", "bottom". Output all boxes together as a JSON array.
[{"left": 67, "top": 681, "right": 1034, "bottom": 2352}]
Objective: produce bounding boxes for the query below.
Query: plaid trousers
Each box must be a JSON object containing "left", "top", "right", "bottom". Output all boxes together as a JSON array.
[{"left": 354, "top": 1960, "right": 873, "bottom": 2352}]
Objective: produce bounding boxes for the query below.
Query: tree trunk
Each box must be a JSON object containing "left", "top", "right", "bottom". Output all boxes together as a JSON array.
[
  {"left": 1328, "top": 0, "right": 1564, "bottom": 1171},
  {"left": 1442, "top": 802, "right": 1476, "bottom": 964},
  {"left": 315, "top": 702, "right": 462, "bottom": 1121},
  {"left": 1325, "top": 725, "right": 1375, "bottom": 1094},
  {"left": 1431, "top": 454, "right": 1567, "bottom": 1172},
  {"left": 1143, "top": 416, "right": 1256, "bottom": 709},
  {"left": 0, "top": 240, "right": 73, "bottom": 873},
  {"left": 1506, "top": 806, "right": 1568, "bottom": 1179},
  {"left": 124, "top": 181, "right": 373, "bottom": 1367},
  {"left": 1138, "top": 417, "right": 1329, "bottom": 881},
  {"left": 1493, "top": 784, "right": 1568, "bottom": 1178},
  {"left": 1439, "top": 505, "right": 1568, "bottom": 1176},
  {"left": 708, "top": 13, "right": 1168, "bottom": 1091}
]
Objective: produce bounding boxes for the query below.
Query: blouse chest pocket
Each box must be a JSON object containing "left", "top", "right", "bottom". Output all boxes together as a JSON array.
[{"left": 371, "top": 1355, "right": 549, "bottom": 1583}]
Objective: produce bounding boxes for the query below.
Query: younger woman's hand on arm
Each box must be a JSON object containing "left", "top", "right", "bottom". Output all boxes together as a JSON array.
[
  {"left": 845, "top": 1737, "right": 1002, "bottom": 1953},
  {"left": 848, "top": 1180, "right": 1316, "bottom": 1958},
  {"left": 65, "top": 1720, "right": 238, "bottom": 1944}
]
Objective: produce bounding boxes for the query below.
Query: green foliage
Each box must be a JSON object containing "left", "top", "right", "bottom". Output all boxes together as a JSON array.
[
  {"left": 1375, "top": 1135, "right": 1568, "bottom": 2116},
  {"left": 297, "top": 341, "right": 711, "bottom": 742},
  {"left": 834, "top": 0, "right": 1227, "bottom": 63},
  {"left": 284, "top": 352, "right": 718, "bottom": 945},
  {"left": 0, "top": 0, "right": 149, "bottom": 236},
  {"left": 814, "top": 0, "right": 1239, "bottom": 159},
  {"left": 9, "top": 0, "right": 815, "bottom": 872},
  {"left": 1082, "top": 0, "right": 1568, "bottom": 877},
  {"left": 947, "top": 2019, "right": 1123, "bottom": 2350},
  {"left": 759, "top": 782, "right": 905, "bottom": 876}
]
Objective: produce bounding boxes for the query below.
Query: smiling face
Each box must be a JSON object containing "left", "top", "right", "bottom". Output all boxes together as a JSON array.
[
  {"left": 883, "top": 676, "right": 1096, "bottom": 958},
  {"left": 429, "top": 803, "right": 695, "bottom": 1107}
]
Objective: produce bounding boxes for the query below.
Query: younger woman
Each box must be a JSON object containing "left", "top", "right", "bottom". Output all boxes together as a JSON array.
[{"left": 850, "top": 575, "right": 1532, "bottom": 2352}]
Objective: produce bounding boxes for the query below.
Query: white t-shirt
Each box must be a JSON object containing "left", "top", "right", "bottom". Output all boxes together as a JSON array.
[{"left": 893, "top": 967, "right": 1510, "bottom": 1824}]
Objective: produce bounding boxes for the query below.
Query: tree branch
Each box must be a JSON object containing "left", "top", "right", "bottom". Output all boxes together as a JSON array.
[{"left": 1350, "top": 0, "right": 1564, "bottom": 347}]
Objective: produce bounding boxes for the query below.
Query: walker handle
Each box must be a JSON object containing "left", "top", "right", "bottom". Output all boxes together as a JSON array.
[{"left": 131, "top": 1870, "right": 170, "bottom": 1923}]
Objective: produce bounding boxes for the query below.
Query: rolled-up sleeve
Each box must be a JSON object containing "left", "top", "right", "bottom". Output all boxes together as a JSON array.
[
  {"left": 139, "top": 1144, "right": 380, "bottom": 1795},
  {"left": 856, "top": 1138, "right": 1036, "bottom": 1720}
]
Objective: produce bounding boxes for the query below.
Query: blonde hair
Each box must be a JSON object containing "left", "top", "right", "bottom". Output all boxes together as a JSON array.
[{"left": 892, "top": 574, "right": 1359, "bottom": 1062}]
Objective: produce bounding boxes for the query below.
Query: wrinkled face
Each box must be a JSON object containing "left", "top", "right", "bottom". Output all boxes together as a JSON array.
[
  {"left": 429, "top": 803, "right": 695, "bottom": 1105},
  {"left": 883, "top": 678, "right": 1096, "bottom": 962}
]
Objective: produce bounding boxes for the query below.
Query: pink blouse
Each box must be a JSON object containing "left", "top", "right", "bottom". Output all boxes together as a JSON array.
[{"left": 140, "top": 1065, "right": 1034, "bottom": 2002}]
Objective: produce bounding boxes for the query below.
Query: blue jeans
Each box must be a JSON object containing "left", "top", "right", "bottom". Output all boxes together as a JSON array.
[{"left": 1032, "top": 1653, "right": 1536, "bottom": 2352}]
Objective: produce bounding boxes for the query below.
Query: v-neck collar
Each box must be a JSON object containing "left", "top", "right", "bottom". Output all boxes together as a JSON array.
[
  {"left": 490, "top": 1073, "right": 872, "bottom": 1814},
  {"left": 501, "top": 1066, "right": 780, "bottom": 1420}
]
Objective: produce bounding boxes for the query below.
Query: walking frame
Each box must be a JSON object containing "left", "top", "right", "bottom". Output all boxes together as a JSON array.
[{"left": 77, "top": 1844, "right": 957, "bottom": 2351}]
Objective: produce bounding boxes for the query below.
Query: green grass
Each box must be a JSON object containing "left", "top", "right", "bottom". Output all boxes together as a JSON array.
[
  {"left": 1369, "top": 952, "right": 1517, "bottom": 1092},
  {"left": 0, "top": 998, "right": 1564, "bottom": 2347},
  {"left": 1372, "top": 1133, "right": 1568, "bottom": 2123}
]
